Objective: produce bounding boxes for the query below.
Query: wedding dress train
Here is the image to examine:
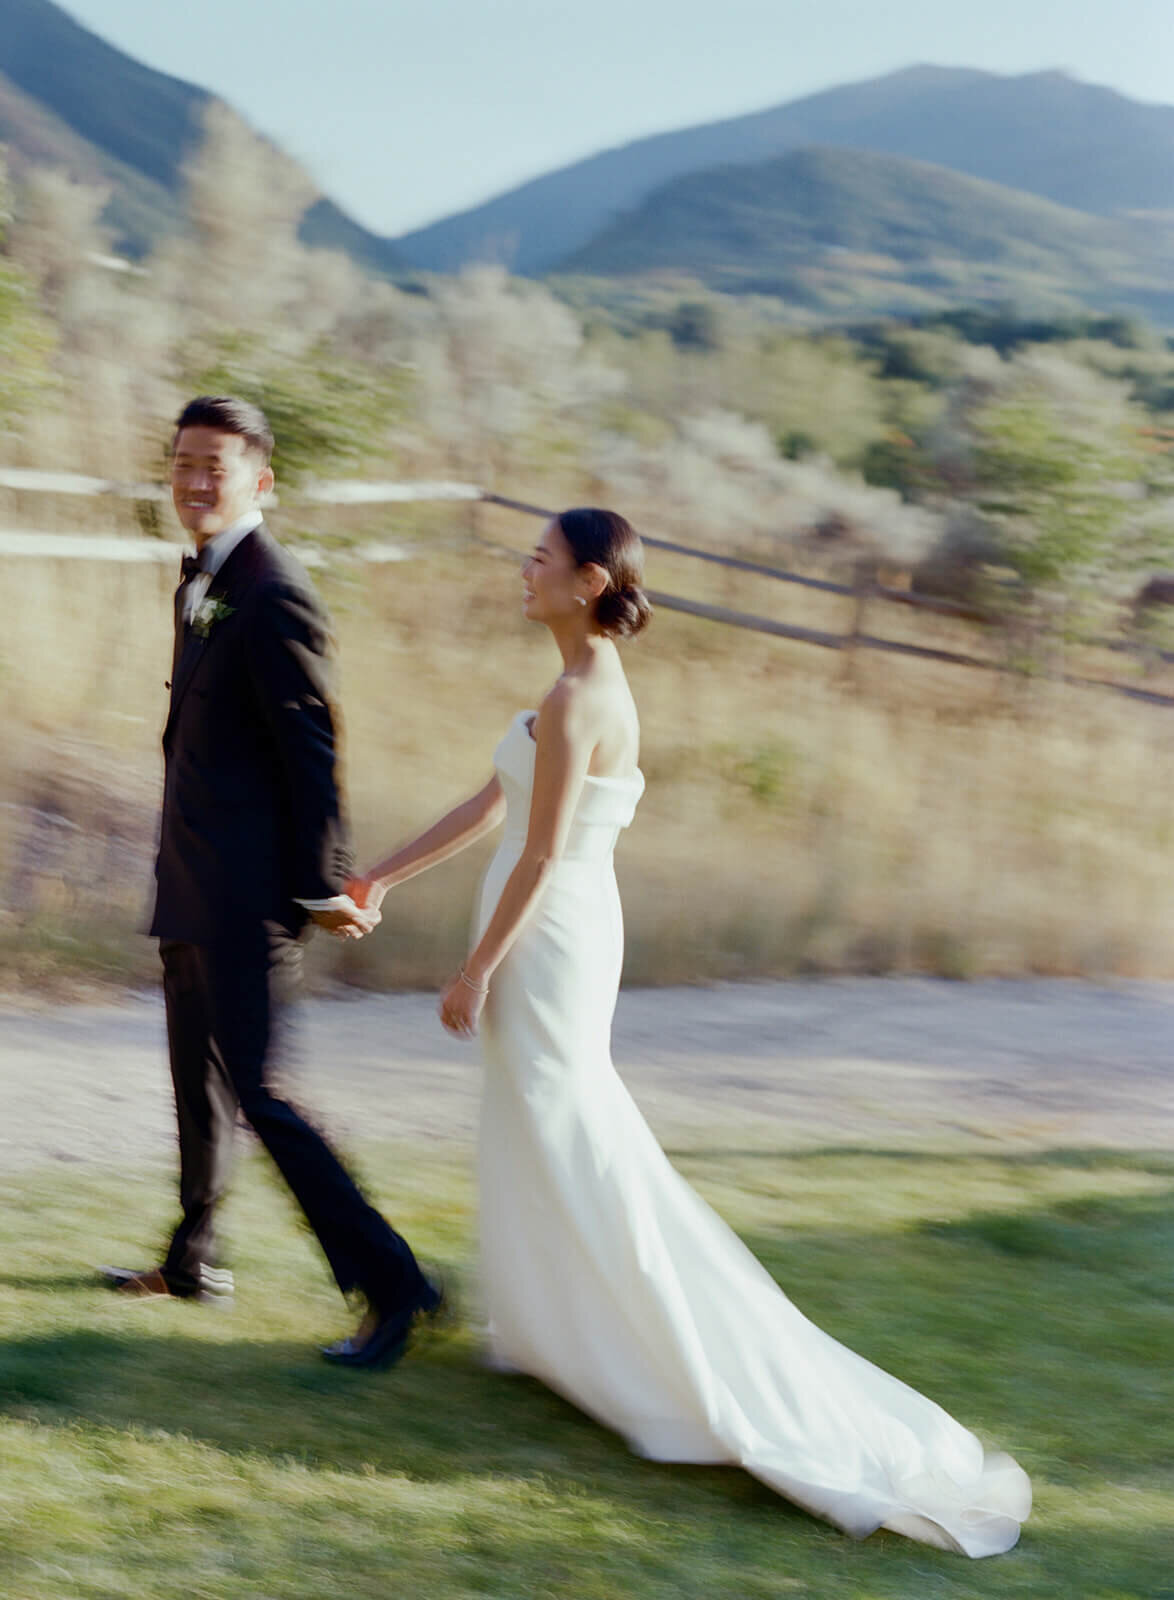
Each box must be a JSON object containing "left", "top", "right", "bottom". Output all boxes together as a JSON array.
[{"left": 474, "top": 712, "right": 1030, "bottom": 1558}]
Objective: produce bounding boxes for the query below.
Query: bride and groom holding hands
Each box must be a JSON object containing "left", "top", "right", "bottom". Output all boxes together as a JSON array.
[{"left": 100, "top": 395, "right": 1030, "bottom": 1558}]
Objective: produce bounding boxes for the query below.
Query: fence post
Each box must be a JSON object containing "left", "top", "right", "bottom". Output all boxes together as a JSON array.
[{"left": 843, "top": 558, "right": 873, "bottom": 687}]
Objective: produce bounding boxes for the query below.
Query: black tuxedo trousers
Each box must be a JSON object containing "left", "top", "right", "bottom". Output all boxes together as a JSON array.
[{"left": 160, "top": 926, "right": 428, "bottom": 1314}]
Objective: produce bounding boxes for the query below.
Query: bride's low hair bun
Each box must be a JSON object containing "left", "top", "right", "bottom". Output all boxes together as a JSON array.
[
  {"left": 556, "top": 507, "right": 653, "bottom": 640},
  {"left": 595, "top": 583, "right": 653, "bottom": 639}
]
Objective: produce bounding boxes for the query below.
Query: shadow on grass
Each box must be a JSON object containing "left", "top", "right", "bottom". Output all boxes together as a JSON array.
[
  {"left": 0, "top": 1154, "right": 1171, "bottom": 1595},
  {"left": 2, "top": 1320, "right": 1173, "bottom": 1597},
  {"left": 0, "top": 1323, "right": 788, "bottom": 1521},
  {"left": 0, "top": 1180, "right": 1169, "bottom": 1479},
  {"left": 921, "top": 1186, "right": 1174, "bottom": 1278}
]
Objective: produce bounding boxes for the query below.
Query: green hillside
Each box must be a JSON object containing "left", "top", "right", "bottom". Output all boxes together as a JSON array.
[
  {"left": 0, "top": 0, "right": 205, "bottom": 190},
  {"left": 0, "top": 65, "right": 187, "bottom": 252},
  {"left": 0, "top": 0, "right": 402, "bottom": 269},
  {"left": 394, "top": 64, "right": 1174, "bottom": 275},
  {"left": 559, "top": 147, "right": 1174, "bottom": 321}
]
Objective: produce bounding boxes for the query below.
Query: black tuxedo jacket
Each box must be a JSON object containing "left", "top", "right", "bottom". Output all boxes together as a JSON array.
[{"left": 150, "top": 523, "right": 354, "bottom": 944}]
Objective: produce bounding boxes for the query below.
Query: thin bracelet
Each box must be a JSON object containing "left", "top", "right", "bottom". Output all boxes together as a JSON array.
[{"left": 459, "top": 966, "right": 489, "bottom": 994}]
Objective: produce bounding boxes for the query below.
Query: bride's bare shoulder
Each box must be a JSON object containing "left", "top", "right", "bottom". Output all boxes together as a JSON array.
[
  {"left": 536, "top": 674, "right": 625, "bottom": 744},
  {"left": 536, "top": 675, "right": 590, "bottom": 735},
  {"left": 537, "top": 677, "right": 639, "bottom": 778}
]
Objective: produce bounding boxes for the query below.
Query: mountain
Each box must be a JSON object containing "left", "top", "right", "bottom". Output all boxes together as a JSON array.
[
  {"left": 557, "top": 146, "right": 1174, "bottom": 320},
  {"left": 393, "top": 65, "right": 1174, "bottom": 275},
  {"left": 0, "top": 0, "right": 403, "bottom": 269},
  {"left": 3, "top": 3, "right": 1171, "bottom": 322}
]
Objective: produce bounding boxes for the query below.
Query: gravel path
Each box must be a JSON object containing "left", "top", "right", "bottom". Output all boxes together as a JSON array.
[{"left": 1, "top": 978, "right": 1171, "bottom": 1175}]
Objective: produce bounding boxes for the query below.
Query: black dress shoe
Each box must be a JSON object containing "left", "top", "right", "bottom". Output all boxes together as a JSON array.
[{"left": 322, "top": 1277, "right": 448, "bottom": 1370}]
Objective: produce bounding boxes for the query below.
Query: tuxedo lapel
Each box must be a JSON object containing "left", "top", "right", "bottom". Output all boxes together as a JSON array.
[
  {"left": 210, "top": 523, "right": 265, "bottom": 605},
  {"left": 163, "top": 527, "right": 266, "bottom": 743},
  {"left": 171, "top": 576, "right": 187, "bottom": 684}
]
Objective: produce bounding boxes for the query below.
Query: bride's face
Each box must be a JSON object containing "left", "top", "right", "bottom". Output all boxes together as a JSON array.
[{"left": 522, "top": 520, "right": 585, "bottom": 624}]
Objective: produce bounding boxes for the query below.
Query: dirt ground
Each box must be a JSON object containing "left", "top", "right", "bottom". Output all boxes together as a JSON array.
[{"left": 1, "top": 977, "right": 1171, "bottom": 1176}]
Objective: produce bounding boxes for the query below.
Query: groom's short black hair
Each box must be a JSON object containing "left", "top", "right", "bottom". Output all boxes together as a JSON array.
[{"left": 173, "top": 396, "right": 275, "bottom": 465}]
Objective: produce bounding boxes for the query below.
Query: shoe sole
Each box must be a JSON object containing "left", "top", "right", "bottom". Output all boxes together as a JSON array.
[
  {"left": 97, "top": 1267, "right": 233, "bottom": 1307},
  {"left": 321, "top": 1327, "right": 413, "bottom": 1370}
]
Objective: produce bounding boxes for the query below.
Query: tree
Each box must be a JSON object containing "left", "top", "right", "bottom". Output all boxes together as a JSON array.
[
  {"left": 190, "top": 331, "right": 407, "bottom": 485},
  {"left": 593, "top": 408, "right": 940, "bottom": 568},
  {"left": 413, "top": 266, "right": 622, "bottom": 486},
  {"left": 164, "top": 103, "right": 314, "bottom": 333},
  {"left": 7, "top": 166, "right": 110, "bottom": 320},
  {"left": 666, "top": 299, "right": 722, "bottom": 352},
  {"left": 158, "top": 109, "right": 416, "bottom": 487},
  {"left": 968, "top": 354, "right": 1165, "bottom": 651}
]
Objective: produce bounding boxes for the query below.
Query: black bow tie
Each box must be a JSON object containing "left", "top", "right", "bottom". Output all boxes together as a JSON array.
[{"left": 180, "top": 554, "right": 204, "bottom": 582}]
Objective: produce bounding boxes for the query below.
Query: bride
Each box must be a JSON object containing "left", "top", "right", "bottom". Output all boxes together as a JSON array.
[{"left": 352, "top": 508, "right": 1031, "bottom": 1558}]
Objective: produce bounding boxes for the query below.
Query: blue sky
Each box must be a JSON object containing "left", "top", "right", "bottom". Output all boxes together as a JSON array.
[{"left": 58, "top": 0, "right": 1174, "bottom": 237}]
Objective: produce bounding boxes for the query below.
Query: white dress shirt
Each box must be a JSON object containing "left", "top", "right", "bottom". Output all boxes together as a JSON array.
[{"left": 183, "top": 508, "right": 264, "bottom": 622}]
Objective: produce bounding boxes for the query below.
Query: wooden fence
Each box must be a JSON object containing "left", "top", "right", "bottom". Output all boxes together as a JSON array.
[
  {"left": 478, "top": 492, "right": 1174, "bottom": 709},
  {"left": 2, "top": 467, "right": 1173, "bottom": 707}
]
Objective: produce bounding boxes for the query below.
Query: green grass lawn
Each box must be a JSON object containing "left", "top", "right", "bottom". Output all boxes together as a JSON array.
[{"left": 0, "top": 1144, "right": 1170, "bottom": 1600}]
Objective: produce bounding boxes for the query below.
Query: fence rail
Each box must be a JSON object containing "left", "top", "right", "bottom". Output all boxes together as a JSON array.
[
  {"left": 2, "top": 468, "right": 1170, "bottom": 704},
  {"left": 0, "top": 470, "right": 974, "bottom": 610},
  {"left": 0, "top": 468, "right": 169, "bottom": 500}
]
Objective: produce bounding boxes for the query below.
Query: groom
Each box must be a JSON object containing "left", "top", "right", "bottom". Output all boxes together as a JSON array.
[{"left": 100, "top": 395, "right": 439, "bottom": 1367}]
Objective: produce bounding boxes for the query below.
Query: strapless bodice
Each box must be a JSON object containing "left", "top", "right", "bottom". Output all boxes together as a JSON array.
[{"left": 493, "top": 710, "right": 644, "bottom": 862}]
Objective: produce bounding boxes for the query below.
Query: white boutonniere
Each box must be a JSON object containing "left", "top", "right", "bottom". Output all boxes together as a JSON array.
[{"left": 192, "top": 594, "right": 236, "bottom": 638}]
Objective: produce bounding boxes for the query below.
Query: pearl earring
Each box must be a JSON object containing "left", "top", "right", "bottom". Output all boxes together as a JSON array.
[{"left": 575, "top": 596, "right": 587, "bottom": 606}]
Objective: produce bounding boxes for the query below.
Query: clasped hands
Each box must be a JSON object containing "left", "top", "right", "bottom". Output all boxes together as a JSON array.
[
  {"left": 306, "top": 876, "right": 384, "bottom": 940},
  {"left": 321, "top": 876, "right": 486, "bottom": 1038}
]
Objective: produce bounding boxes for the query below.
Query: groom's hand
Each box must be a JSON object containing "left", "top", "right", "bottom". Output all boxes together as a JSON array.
[{"left": 308, "top": 899, "right": 380, "bottom": 939}]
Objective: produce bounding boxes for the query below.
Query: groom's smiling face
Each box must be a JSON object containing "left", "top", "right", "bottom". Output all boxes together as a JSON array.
[{"left": 171, "top": 425, "right": 273, "bottom": 546}]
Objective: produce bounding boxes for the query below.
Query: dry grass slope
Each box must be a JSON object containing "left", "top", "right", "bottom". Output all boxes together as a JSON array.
[{"left": 4, "top": 511, "right": 1174, "bottom": 987}]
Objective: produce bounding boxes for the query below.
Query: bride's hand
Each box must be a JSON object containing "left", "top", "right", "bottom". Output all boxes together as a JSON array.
[
  {"left": 438, "top": 971, "right": 487, "bottom": 1038},
  {"left": 346, "top": 875, "right": 386, "bottom": 913}
]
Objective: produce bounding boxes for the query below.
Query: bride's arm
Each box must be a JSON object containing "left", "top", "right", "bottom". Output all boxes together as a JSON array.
[
  {"left": 439, "top": 685, "right": 592, "bottom": 1033},
  {"left": 353, "top": 776, "right": 505, "bottom": 908}
]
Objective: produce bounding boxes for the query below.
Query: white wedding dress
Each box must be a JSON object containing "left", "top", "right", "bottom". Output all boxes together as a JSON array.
[{"left": 474, "top": 711, "right": 1030, "bottom": 1558}]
